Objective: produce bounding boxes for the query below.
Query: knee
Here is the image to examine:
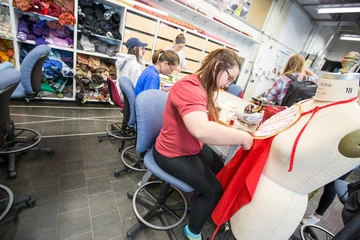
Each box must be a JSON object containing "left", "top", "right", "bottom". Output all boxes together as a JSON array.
[{"left": 211, "top": 181, "right": 223, "bottom": 204}]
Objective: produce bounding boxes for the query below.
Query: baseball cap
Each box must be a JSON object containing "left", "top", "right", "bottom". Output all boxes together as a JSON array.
[{"left": 125, "top": 38, "right": 148, "bottom": 49}]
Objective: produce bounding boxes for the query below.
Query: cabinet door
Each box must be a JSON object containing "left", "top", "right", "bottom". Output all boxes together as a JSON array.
[
  {"left": 185, "top": 33, "right": 206, "bottom": 51},
  {"left": 186, "top": 60, "right": 199, "bottom": 72},
  {"left": 183, "top": 47, "right": 203, "bottom": 62},
  {"left": 155, "top": 38, "right": 172, "bottom": 51},
  {"left": 206, "top": 41, "right": 224, "bottom": 53},
  {"left": 126, "top": 12, "right": 157, "bottom": 34},
  {"left": 123, "top": 29, "right": 155, "bottom": 49},
  {"left": 158, "top": 23, "right": 182, "bottom": 41}
]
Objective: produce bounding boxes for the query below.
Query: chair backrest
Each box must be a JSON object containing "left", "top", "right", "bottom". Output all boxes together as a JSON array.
[
  {"left": 135, "top": 90, "right": 168, "bottom": 153},
  {"left": 119, "top": 76, "right": 136, "bottom": 126},
  {"left": 20, "top": 45, "right": 51, "bottom": 94},
  {"left": 107, "top": 76, "right": 124, "bottom": 108},
  {"left": 227, "top": 84, "right": 243, "bottom": 98},
  {"left": 0, "top": 69, "right": 21, "bottom": 146}
]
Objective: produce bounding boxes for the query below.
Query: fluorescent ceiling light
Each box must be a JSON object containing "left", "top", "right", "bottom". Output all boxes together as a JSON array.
[
  {"left": 317, "top": 5, "right": 360, "bottom": 14},
  {"left": 340, "top": 34, "right": 360, "bottom": 41}
]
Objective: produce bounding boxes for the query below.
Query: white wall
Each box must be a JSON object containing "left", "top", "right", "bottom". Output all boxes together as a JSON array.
[
  {"left": 327, "top": 37, "right": 360, "bottom": 61},
  {"left": 276, "top": 3, "right": 313, "bottom": 53}
]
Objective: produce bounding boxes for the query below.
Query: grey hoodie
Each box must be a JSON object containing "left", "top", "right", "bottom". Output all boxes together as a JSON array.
[{"left": 115, "top": 53, "right": 145, "bottom": 87}]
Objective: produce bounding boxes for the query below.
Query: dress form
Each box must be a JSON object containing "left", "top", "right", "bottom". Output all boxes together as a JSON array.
[{"left": 230, "top": 52, "right": 360, "bottom": 240}]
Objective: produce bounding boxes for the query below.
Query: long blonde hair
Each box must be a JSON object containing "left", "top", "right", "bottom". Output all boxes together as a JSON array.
[
  {"left": 282, "top": 54, "right": 305, "bottom": 76},
  {"left": 196, "top": 49, "right": 242, "bottom": 121}
]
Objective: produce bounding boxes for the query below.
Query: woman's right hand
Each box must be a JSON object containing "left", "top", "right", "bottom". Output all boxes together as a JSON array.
[{"left": 240, "top": 132, "right": 254, "bottom": 150}]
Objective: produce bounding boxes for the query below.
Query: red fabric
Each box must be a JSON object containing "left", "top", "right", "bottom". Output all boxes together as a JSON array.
[
  {"left": 48, "top": 2, "right": 62, "bottom": 18},
  {"left": 262, "top": 105, "right": 287, "bottom": 123},
  {"left": 155, "top": 74, "right": 207, "bottom": 158},
  {"left": 211, "top": 137, "right": 275, "bottom": 239}
]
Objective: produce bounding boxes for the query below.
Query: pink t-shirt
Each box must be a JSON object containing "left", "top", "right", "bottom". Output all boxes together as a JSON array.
[{"left": 155, "top": 74, "right": 208, "bottom": 158}]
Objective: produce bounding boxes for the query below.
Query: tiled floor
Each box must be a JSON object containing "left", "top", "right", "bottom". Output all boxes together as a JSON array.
[{"left": 0, "top": 101, "right": 358, "bottom": 240}]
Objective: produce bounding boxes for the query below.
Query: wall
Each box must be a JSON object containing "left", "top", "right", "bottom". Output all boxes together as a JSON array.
[
  {"left": 242, "top": 0, "right": 316, "bottom": 100},
  {"left": 327, "top": 37, "right": 360, "bottom": 61}
]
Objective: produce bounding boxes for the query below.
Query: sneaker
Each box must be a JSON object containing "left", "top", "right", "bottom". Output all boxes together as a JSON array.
[{"left": 301, "top": 215, "right": 320, "bottom": 225}]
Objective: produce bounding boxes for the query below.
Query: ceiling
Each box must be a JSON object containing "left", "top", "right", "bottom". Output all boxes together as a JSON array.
[{"left": 294, "top": 0, "right": 360, "bottom": 33}]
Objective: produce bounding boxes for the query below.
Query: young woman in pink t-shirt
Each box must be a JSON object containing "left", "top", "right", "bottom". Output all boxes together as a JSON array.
[{"left": 154, "top": 49, "right": 253, "bottom": 240}]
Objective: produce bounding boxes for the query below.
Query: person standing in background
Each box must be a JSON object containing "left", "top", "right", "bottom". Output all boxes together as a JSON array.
[{"left": 166, "top": 33, "right": 187, "bottom": 72}]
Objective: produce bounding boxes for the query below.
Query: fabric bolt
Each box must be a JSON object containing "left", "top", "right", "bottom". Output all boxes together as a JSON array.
[
  {"left": 53, "top": 37, "right": 69, "bottom": 47},
  {"left": 17, "top": 31, "right": 27, "bottom": 41},
  {"left": 103, "top": 8, "right": 116, "bottom": 20},
  {"left": 12, "top": 0, "right": 32, "bottom": 11},
  {"left": 95, "top": 3, "right": 106, "bottom": 21},
  {"left": 88, "top": 35, "right": 101, "bottom": 47},
  {"left": 18, "top": 19, "right": 29, "bottom": 35},
  {"left": 32, "top": 0, "right": 48, "bottom": 15},
  {"left": 53, "top": 0, "right": 69, "bottom": 7},
  {"left": 0, "top": 51, "right": 9, "bottom": 61},
  {"left": 45, "top": 37, "right": 54, "bottom": 45},
  {"left": 65, "top": 37, "right": 73, "bottom": 46},
  {"left": 35, "top": 37, "right": 49, "bottom": 45},
  {"left": 33, "top": 20, "right": 49, "bottom": 37},
  {"left": 46, "top": 21, "right": 62, "bottom": 30},
  {"left": 110, "top": 13, "right": 120, "bottom": 24},
  {"left": 59, "top": 11, "right": 76, "bottom": 26},
  {"left": 97, "top": 42, "right": 108, "bottom": 54},
  {"left": 60, "top": 51, "right": 73, "bottom": 66},
  {"left": 77, "top": 54, "right": 89, "bottom": 64},
  {"left": 106, "top": 45, "right": 119, "bottom": 57},
  {"left": 28, "top": 14, "right": 39, "bottom": 22},
  {"left": 79, "top": 0, "right": 95, "bottom": 8},
  {"left": 88, "top": 56, "right": 100, "bottom": 70},
  {"left": 80, "top": 35, "right": 95, "bottom": 52},
  {"left": 48, "top": 1, "right": 62, "bottom": 17},
  {"left": 26, "top": 33, "right": 37, "bottom": 41}
]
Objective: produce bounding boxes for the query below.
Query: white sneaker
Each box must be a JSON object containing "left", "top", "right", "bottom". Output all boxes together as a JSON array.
[{"left": 301, "top": 215, "right": 320, "bottom": 225}]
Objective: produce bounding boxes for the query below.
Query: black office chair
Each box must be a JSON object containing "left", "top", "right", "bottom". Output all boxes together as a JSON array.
[{"left": 0, "top": 47, "right": 55, "bottom": 179}]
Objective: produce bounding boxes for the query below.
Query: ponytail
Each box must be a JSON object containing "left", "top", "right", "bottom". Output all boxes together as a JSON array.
[{"left": 152, "top": 49, "right": 180, "bottom": 66}]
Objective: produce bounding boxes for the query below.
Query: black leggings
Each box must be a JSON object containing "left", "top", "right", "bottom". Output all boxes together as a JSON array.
[
  {"left": 315, "top": 171, "right": 352, "bottom": 216},
  {"left": 153, "top": 144, "right": 224, "bottom": 234}
]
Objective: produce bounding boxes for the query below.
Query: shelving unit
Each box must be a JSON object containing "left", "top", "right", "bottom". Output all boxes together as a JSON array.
[{"left": 5, "top": 0, "right": 259, "bottom": 104}]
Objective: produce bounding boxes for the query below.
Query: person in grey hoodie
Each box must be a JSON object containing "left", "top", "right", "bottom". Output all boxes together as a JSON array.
[{"left": 115, "top": 38, "right": 147, "bottom": 100}]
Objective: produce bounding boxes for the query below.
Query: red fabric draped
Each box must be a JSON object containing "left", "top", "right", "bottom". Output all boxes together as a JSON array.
[{"left": 211, "top": 137, "right": 275, "bottom": 239}]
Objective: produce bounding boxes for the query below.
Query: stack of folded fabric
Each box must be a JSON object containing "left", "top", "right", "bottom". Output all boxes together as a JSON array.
[
  {"left": 20, "top": 44, "right": 74, "bottom": 98},
  {"left": 77, "top": 33, "right": 119, "bottom": 57},
  {"left": 78, "top": 0, "right": 122, "bottom": 41},
  {"left": 12, "top": 0, "right": 76, "bottom": 26},
  {"left": 17, "top": 15, "right": 74, "bottom": 48},
  {"left": 0, "top": 6, "right": 12, "bottom": 39},
  {"left": 75, "top": 53, "right": 116, "bottom": 102},
  {"left": 0, "top": 38, "right": 14, "bottom": 64}
]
